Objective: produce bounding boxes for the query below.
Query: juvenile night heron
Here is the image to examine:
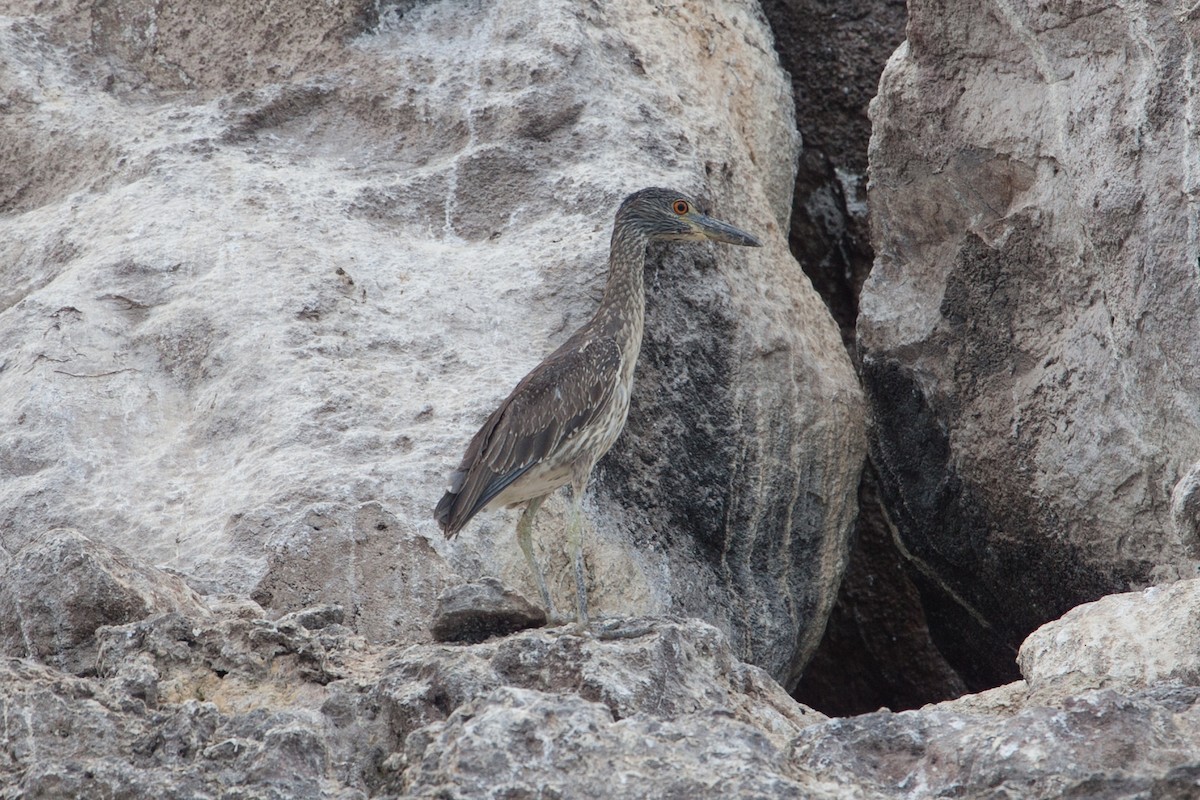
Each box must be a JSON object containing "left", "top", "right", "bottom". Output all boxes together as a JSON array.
[{"left": 435, "top": 187, "right": 761, "bottom": 625}]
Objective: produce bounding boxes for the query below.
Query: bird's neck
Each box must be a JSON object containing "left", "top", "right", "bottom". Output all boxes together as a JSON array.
[{"left": 593, "top": 223, "right": 647, "bottom": 345}]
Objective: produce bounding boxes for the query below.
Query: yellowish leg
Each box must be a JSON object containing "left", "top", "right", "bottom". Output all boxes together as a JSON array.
[
  {"left": 516, "top": 496, "right": 555, "bottom": 618},
  {"left": 566, "top": 481, "right": 589, "bottom": 627}
]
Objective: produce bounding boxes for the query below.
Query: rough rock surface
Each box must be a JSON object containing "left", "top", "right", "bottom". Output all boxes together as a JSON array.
[
  {"left": 791, "top": 576, "right": 1200, "bottom": 799},
  {"left": 860, "top": 0, "right": 1200, "bottom": 687},
  {"left": 0, "top": 529, "right": 208, "bottom": 674},
  {"left": 6, "top": 532, "right": 1200, "bottom": 798},
  {"left": 760, "top": 0, "right": 967, "bottom": 716},
  {"left": 0, "top": 0, "right": 863, "bottom": 687},
  {"left": 428, "top": 576, "right": 547, "bottom": 643},
  {"left": 1019, "top": 578, "right": 1200, "bottom": 693},
  {"left": 0, "top": 537, "right": 841, "bottom": 800},
  {"left": 794, "top": 684, "right": 1200, "bottom": 799},
  {"left": 402, "top": 687, "right": 828, "bottom": 799}
]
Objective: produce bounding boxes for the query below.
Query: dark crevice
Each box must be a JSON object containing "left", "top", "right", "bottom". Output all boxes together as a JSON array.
[
  {"left": 758, "top": 0, "right": 976, "bottom": 715},
  {"left": 763, "top": 0, "right": 1111, "bottom": 715},
  {"left": 761, "top": 0, "right": 908, "bottom": 360},
  {"left": 793, "top": 463, "right": 971, "bottom": 715}
]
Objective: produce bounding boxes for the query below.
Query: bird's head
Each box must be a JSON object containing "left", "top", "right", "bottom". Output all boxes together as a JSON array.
[{"left": 617, "top": 187, "right": 762, "bottom": 247}]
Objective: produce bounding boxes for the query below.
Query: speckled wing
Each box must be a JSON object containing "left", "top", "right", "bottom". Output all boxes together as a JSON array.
[{"left": 435, "top": 334, "right": 622, "bottom": 536}]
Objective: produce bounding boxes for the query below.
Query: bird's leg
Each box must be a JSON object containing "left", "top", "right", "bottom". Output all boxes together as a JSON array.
[
  {"left": 566, "top": 479, "right": 589, "bottom": 628},
  {"left": 516, "top": 496, "right": 557, "bottom": 619}
]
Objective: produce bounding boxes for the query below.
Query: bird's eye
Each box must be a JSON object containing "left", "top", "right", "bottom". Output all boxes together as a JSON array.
[{"left": 672, "top": 199, "right": 689, "bottom": 215}]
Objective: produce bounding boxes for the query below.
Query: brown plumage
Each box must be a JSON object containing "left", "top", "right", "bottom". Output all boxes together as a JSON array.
[
  {"left": 435, "top": 187, "right": 761, "bottom": 624},
  {"left": 435, "top": 334, "right": 621, "bottom": 535}
]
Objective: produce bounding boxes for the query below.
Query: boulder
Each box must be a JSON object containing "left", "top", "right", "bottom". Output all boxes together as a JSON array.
[
  {"left": 0, "top": 529, "right": 208, "bottom": 674},
  {"left": 0, "top": 575, "right": 368, "bottom": 796},
  {"left": 401, "top": 686, "right": 839, "bottom": 799},
  {"left": 3, "top": 599, "right": 834, "bottom": 798},
  {"left": 0, "top": 0, "right": 863, "bottom": 686},
  {"left": 428, "top": 577, "right": 547, "bottom": 643},
  {"left": 372, "top": 617, "right": 820, "bottom": 747},
  {"left": 792, "top": 684, "right": 1200, "bottom": 799},
  {"left": 1019, "top": 578, "right": 1200, "bottom": 693},
  {"left": 787, "top": 577, "right": 1200, "bottom": 798},
  {"left": 6, "top": 577, "right": 1200, "bottom": 798},
  {"left": 859, "top": 0, "right": 1200, "bottom": 686}
]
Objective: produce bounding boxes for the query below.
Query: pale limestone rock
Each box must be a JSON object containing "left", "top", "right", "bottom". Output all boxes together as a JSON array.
[
  {"left": 372, "top": 617, "right": 822, "bottom": 751},
  {"left": 400, "top": 686, "right": 854, "bottom": 800},
  {"left": 0, "top": 0, "right": 862, "bottom": 687},
  {"left": 793, "top": 684, "right": 1200, "bottom": 799},
  {"left": 1019, "top": 578, "right": 1200, "bottom": 692},
  {"left": 5, "top": 533, "right": 1200, "bottom": 799},
  {"left": 0, "top": 529, "right": 208, "bottom": 674},
  {"left": 3, "top": 585, "right": 832, "bottom": 798},
  {"left": 859, "top": 0, "right": 1200, "bottom": 687}
]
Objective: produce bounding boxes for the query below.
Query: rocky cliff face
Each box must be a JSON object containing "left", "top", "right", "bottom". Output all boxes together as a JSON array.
[
  {"left": 758, "top": 0, "right": 973, "bottom": 717},
  {"left": 861, "top": 0, "right": 1200, "bottom": 688},
  {"left": 0, "top": 0, "right": 863, "bottom": 690},
  {"left": 4, "top": 0, "right": 1200, "bottom": 796},
  {"left": 4, "top": 530, "right": 1200, "bottom": 797}
]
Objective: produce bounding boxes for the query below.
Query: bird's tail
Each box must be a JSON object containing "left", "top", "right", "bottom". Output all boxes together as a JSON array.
[
  {"left": 434, "top": 469, "right": 468, "bottom": 538},
  {"left": 434, "top": 493, "right": 459, "bottom": 537},
  {"left": 434, "top": 462, "right": 534, "bottom": 538}
]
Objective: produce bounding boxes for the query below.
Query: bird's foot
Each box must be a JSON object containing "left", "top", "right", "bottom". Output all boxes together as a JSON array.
[
  {"left": 591, "top": 616, "right": 654, "bottom": 641},
  {"left": 544, "top": 607, "right": 574, "bottom": 627},
  {"left": 541, "top": 609, "right": 593, "bottom": 635}
]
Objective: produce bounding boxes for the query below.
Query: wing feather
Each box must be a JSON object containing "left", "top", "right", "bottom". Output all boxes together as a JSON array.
[{"left": 435, "top": 334, "right": 622, "bottom": 536}]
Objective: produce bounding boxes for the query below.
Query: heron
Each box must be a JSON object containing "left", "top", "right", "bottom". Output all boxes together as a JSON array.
[{"left": 435, "top": 187, "right": 761, "bottom": 626}]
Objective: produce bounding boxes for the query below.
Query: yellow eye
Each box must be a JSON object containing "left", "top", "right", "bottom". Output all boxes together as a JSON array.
[{"left": 672, "top": 199, "right": 689, "bottom": 215}]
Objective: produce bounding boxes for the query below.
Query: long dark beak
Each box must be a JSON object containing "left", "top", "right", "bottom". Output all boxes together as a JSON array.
[{"left": 691, "top": 212, "right": 762, "bottom": 247}]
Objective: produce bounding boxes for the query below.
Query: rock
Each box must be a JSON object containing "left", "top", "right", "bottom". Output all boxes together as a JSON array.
[
  {"left": 757, "top": 1, "right": 960, "bottom": 716},
  {"left": 0, "top": 529, "right": 208, "bottom": 674},
  {"left": 373, "top": 617, "right": 822, "bottom": 751},
  {"left": 429, "top": 577, "right": 547, "bottom": 643},
  {"left": 859, "top": 0, "right": 1200, "bottom": 687},
  {"left": 8, "top": 577, "right": 1200, "bottom": 799},
  {"left": 1019, "top": 579, "right": 1200, "bottom": 693},
  {"left": 400, "top": 686, "right": 853, "bottom": 800},
  {"left": 0, "top": 0, "right": 864, "bottom": 687},
  {"left": 787, "top": 581, "right": 1200, "bottom": 798},
  {"left": 2, "top": 597, "right": 834, "bottom": 798},
  {"left": 94, "top": 601, "right": 376, "bottom": 709},
  {"left": 249, "top": 502, "right": 459, "bottom": 644},
  {"left": 793, "top": 684, "right": 1200, "bottom": 799},
  {"left": 793, "top": 465, "right": 969, "bottom": 714},
  {"left": 385, "top": 619, "right": 859, "bottom": 797},
  {"left": 792, "top": 577, "right": 1200, "bottom": 797}
]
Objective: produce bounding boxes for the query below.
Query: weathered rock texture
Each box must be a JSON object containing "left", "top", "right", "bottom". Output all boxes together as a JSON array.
[
  {"left": 428, "top": 576, "right": 546, "bottom": 643},
  {"left": 791, "top": 577, "right": 1200, "bottom": 799},
  {"left": 0, "top": 535, "right": 841, "bottom": 798},
  {"left": 0, "top": 0, "right": 862, "bottom": 687},
  {"left": 5, "top": 532, "right": 1200, "bottom": 797},
  {"left": 860, "top": 0, "right": 1200, "bottom": 688},
  {"left": 760, "top": 0, "right": 967, "bottom": 716},
  {"left": 794, "top": 684, "right": 1200, "bottom": 799},
  {"left": 0, "top": 529, "right": 208, "bottom": 675},
  {"left": 1019, "top": 578, "right": 1200, "bottom": 693}
]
